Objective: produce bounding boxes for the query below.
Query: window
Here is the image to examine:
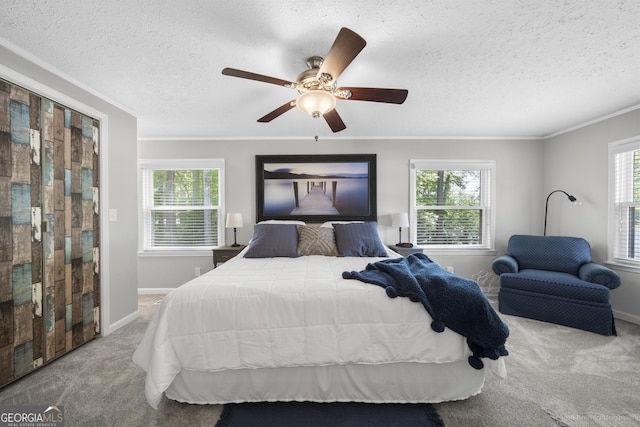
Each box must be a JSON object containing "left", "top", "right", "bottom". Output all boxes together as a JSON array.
[
  {"left": 410, "top": 159, "right": 495, "bottom": 251},
  {"left": 609, "top": 136, "right": 640, "bottom": 266},
  {"left": 138, "top": 159, "right": 224, "bottom": 253}
]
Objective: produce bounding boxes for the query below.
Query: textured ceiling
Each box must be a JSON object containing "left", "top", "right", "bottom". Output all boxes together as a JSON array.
[{"left": 1, "top": 0, "right": 639, "bottom": 139}]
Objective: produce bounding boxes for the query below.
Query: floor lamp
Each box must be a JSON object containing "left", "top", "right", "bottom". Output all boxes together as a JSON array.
[{"left": 543, "top": 190, "right": 579, "bottom": 236}]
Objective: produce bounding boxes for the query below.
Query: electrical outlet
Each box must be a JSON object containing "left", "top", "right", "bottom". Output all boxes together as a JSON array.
[
  {"left": 446, "top": 266, "right": 455, "bottom": 273},
  {"left": 194, "top": 267, "right": 201, "bottom": 277}
]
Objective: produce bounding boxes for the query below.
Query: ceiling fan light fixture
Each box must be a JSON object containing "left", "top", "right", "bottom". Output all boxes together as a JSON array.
[{"left": 296, "top": 90, "right": 336, "bottom": 117}]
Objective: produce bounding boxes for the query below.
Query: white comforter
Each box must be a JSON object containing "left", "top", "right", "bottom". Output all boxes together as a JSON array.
[{"left": 133, "top": 251, "right": 484, "bottom": 408}]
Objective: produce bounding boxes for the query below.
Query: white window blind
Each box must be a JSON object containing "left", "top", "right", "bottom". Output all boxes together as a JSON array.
[
  {"left": 410, "top": 159, "right": 495, "bottom": 250},
  {"left": 139, "top": 159, "right": 224, "bottom": 252},
  {"left": 610, "top": 137, "right": 640, "bottom": 265}
]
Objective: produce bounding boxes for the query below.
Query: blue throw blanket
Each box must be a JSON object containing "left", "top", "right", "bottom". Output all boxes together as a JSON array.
[{"left": 342, "top": 253, "right": 508, "bottom": 369}]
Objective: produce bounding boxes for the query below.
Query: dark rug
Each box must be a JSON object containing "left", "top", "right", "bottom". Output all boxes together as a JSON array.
[{"left": 215, "top": 401, "right": 445, "bottom": 427}]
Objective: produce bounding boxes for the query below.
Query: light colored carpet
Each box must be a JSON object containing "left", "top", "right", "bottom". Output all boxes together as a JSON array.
[{"left": 1, "top": 294, "right": 638, "bottom": 427}]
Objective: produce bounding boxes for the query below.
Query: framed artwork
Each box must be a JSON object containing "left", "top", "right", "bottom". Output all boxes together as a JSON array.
[{"left": 255, "top": 154, "right": 377, "bottom": 223}]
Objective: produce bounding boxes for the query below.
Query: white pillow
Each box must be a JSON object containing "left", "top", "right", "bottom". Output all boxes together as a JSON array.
[
  {"left": 258, "top": 219, "right": 306, "bottom": 225},
  {"left": 320, "top": 220, "right": 364, "bottom": 228}
]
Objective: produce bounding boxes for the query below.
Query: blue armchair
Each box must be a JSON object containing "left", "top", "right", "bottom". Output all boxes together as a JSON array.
[{"left": 492, "top": 235, "right": 621, "bottom": 335}]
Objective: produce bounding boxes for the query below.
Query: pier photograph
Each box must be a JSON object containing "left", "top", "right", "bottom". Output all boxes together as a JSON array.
[{"left": 256, "top": 154, "right": 377, "bottom": 222}]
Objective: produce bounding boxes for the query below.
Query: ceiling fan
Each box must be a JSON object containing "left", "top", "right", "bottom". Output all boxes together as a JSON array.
[{"left": 221, "top": 27, "right": 408, "bottom": 133}]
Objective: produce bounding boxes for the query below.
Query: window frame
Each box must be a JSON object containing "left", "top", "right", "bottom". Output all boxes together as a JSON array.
[
  {"left": 410, "top": 159, "right": 495, "bottom": 254},
  {"left": 608, "top": 135, "right": 640, "bottom": 270},
  {"left": 137, "top": 158, "right": 225, "bottom": 256}
]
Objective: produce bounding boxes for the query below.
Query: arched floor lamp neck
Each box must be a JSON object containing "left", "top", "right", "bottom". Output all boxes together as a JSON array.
[{"left": 544, "top": 190, "right": 578, "bottom": 236}]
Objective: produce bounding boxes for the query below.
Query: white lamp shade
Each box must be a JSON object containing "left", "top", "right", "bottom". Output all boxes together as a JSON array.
[
  {"left": 225, "top": 213, "right": 243, "bottom": 228},
  {"left": 296, "top": 90, "right": 336, "bottom": 117},
  {"left": 392, "top": 212, "right": 409, "bottom": 228}
]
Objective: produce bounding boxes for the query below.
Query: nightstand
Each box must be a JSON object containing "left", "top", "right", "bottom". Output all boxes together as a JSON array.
[
  {"left": 388, "top": 245, "right": 424, "bottom": 257},
  {"left": 212, "top": 245, "right": 245, "bottom": 267}
]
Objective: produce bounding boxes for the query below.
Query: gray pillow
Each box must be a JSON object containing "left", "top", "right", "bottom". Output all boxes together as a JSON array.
[
  {"left": 244, "top": 224, "right": 299, "bottom": 258},
  {"left": 332, "top": 222, "right": 388, "bottom": 257},
  {"left": 296, "top": 225, "right": 339, "bottom": 256}
]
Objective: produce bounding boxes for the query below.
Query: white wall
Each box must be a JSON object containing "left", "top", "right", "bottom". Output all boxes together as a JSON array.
[
  {"left": 1, "top": 44, "right": 139, "bottom": 334},
  {"left": 137, "top": 137, "right": 543, "bottom": 289},
  {"left": 544, "top": 108, "right": 640, "bottom": 323}
]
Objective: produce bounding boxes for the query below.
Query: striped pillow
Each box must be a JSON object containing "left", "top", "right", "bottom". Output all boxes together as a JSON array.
[{"left": 296, "top": 225, "right": 339, "bottom": 256}]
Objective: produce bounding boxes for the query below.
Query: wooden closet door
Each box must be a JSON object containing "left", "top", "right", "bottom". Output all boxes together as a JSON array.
[
  {"left": 0, "top": 79, "right": 100, "bottom": 388},
  {"left": 0, "top": 82, "right": 43, "bottom": 386}
]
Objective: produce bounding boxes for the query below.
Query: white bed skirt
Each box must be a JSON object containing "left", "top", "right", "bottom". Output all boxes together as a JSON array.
[{"left": 165, "top": 360, "right": 487, "bottom": 405}]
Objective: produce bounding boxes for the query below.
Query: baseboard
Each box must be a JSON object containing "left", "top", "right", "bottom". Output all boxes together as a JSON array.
[
  {"left": 613, "top": 309, "right": 640, "bottom": 326},
  {"left": 107, "top": 309, "right": 140, "bottom": 335},
  {"left": 138, "top": 288, "right": 175, "bottom": 295}
]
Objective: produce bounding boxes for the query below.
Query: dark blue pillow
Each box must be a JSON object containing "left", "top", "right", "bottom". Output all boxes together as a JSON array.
[
  {"left": 332, "top": 222, "right": 388, "bottom": 257},
  {"left": 244, "top": 224, "right": 299, "bottom": 258}
]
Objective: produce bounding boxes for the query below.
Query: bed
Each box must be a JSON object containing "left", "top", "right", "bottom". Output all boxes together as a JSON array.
[{"left": 133, "top": 221, "right": 507, "bottom": 408}]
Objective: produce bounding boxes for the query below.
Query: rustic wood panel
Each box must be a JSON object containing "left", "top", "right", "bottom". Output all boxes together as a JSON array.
[
  {"left": 13, "top": 302, "right": 33, "bottom": 347},
  {"left": 71, "top": 258, "right": 82, "bottom": 294},
  {"left": 30, "top": 164, "right": 41, "bottom": 207},
  {"left": 0, "top": 131, "right": 10, "bottom": 177},
  {"left": 71, "top": 288, "right": 81, "bottom": 326},
  {"left": 82, "top": 262, "right": 93, "bottom": 295},
  {"left": 11, "top": 143, "right": 30, "bottom": 184},
  {"left": 54, "top": 279, "right": 65, "bottom": 321},
  {"left": 55, "top": 319, "right": 65, "bottom": 356},
  {"left": 82, "top": 200, "right": 93, "bottom": 231},
  {"left": 0, "top": 345, "right": 12, "bottom": 386},
  {"left": 0, "top": 217, "right": 11, "bottom": 263},
  {"left": 0, "top": 178, "right": 10, "bottom": 218},
  {"left": 82, "top": 136, "right": 93, "bottom": 169},
  {"left": 71, "top": 193, "right": 82, "bottom": 229},
  {"left": 72, "top": 322, "right": 83, "bottom": 348},
  {"left": 53, "top": 105, "right": 64, "bottom": 142},
  {"left": 12, "top": 223, "right": 31, "bottom": 265},
  {"left": 70, "top": 126, "right": 82, "bottom": 164},
  {"left": 0, "top": 261, "right": 10, "bottom": 302},
  {"left": 31, "top": 240, "right": 42, "bottom": 285},
  {"left": 54, "top": 209, "right": 64, "bottom": 250},
  {"left": 54, "top": 249, "right": 64, "bottom": 282},
  {"left": 0, "top": 90, "right": 10, "bottom": 133},
  {"left": 11, "top": 263, "right": 32, "bottom": 306},
  {"left": 14, "top": 341, "right": 34, "bottom": 378},
  {"left": 54, "top": 179, "right": 65, "bottom": 212},
  {"left": 53, "top": 139, "right": 64, "bottom": 180},
  {"left": 71, "top": 228, "right": 81, "bottom": 259},
  {"left": 0, "top": 79, "right": 100, "bottom": 388},
  {"left": 45, "top": 330, "right": 55, "bottom": 361},
  {"left": 64, "top": 128, "right": 71, "bottom": 170},
  {"left": 10, "top": 86, "right": 29, "bottom": 105},
  {"left": 42, "top": 100, "right": 53, "bottom": 142},
  {"left": 65, "top": 197, "right": 72, "bottom": 235},
  {"left": 83, "top": 323, "right": 94, "bottom": 342},
  {"left": 44, "top": 258, "right": 54, "bottom": 297},
  {"left": 65, "top": 264, "right": 72, "bottom": 305},
  {"left": 32, "top": 315, "right": 43, "bottom": 361},
  {"left": 29, "top": 94, "right": 40, "bottom": 132},
  {"left": 0, "top": 301, "right": 13, "bottom": 347},
  {"left": 10, "top": 99, "right": 30, "bottom": 144}
]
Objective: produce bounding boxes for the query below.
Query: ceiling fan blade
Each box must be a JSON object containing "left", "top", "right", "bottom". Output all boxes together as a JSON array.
[
  {"left": 257, "top": 100, "right": 296, "bottom": 122},
  {"left": 317, "top": 28, "right": 366, "bottom": 83},
  {"left": 323, "top": 109, "right": 346, "bottom": 133},
  {"left": 335, "top": 87, "right": 408, "bottom": 104},
  {"left": 222, "top": 68, "right": 295, "bottom": 88}
]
